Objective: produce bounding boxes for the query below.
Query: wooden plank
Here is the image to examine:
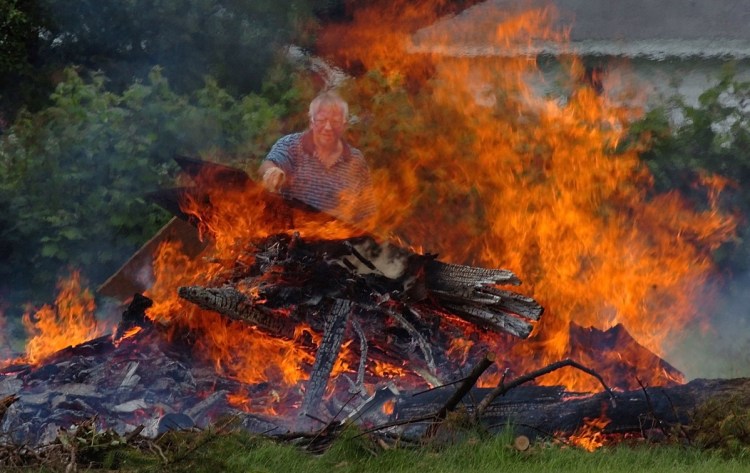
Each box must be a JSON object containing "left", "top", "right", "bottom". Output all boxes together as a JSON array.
[{"left": 97, "top": 217, "right": 208, "bottom": 302}]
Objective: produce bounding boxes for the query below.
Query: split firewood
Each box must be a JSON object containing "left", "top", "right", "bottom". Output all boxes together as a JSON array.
[
  {"left": 301, "top": 299, "right": 353, "bottom": 415},
  {"left": 176, "top": 232, "right": 543, "bottom": 415}
]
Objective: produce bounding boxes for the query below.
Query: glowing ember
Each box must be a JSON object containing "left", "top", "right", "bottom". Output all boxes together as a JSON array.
[
  {"left": 382, "top": 398, "right": 396, "bottom": 416},
  {"left": 21, "top": 271, "right": 104, "bottom": 364}
]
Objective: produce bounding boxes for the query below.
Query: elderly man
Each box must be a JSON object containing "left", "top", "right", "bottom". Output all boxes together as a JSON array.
[{"left": 259, "top": 91, "right": 376, "bottom": 225}]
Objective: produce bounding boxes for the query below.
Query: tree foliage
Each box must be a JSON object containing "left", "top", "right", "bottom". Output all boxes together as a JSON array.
[
  {"left": 0, "top": 67, "right": 293, "bottom": 305},
  {"left": 0, "top": 0, "right": 53, "bottom": 121},
  {"left": 0, "top": 0, "right": 340, "bottom": 121},
  {"left": 628, "top": 68, "right": 750, "bottom": 272}
]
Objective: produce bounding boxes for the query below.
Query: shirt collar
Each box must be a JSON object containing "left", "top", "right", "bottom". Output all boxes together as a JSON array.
[{"left": 301, "top": 130, "right": 352, "bottom": 163}]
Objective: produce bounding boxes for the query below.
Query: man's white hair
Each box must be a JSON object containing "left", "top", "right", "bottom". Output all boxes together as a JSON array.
[{"left": 309, "top": 91, "right": 349, "bottom": 121}]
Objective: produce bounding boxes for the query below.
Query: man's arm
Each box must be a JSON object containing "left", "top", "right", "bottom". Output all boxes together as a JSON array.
[
  {"left": 259, "top": 136, "right": 294, "bottom": 192},
  {"left": 258, "top": 161, "right": 285, "bottom": 193}
]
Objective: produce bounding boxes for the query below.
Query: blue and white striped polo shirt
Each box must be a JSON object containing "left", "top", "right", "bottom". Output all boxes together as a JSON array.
[{"left": 265, "top": 131, "right": 376, "bottom": 224}]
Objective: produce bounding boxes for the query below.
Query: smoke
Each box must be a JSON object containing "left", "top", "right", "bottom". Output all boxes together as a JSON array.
[{"left": 666, "top": 272, "right": 750, "bottom": 379}]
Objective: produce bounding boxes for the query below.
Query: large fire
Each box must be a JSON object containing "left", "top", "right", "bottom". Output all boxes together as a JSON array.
[{"left": 7, "top": 1, "right": 737, "bottom": 415}]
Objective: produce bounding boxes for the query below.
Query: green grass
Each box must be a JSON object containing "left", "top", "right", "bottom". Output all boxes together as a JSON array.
[
  {"left": 5, "top": 416, "right": 750, "bottom": 473},
  {"left": 89, "top": 428, "right": 750, "bottom": 473}
]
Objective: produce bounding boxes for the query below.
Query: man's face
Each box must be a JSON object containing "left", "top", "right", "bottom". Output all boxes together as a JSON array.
[{"left": 311, "top": 104, "right": 346, "bottom": 147}]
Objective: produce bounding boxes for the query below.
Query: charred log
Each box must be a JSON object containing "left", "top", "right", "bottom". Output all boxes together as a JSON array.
[
  {"left": 390, "top": 377, "right": 750, "bottom": 440},
  {"left": 178, "top": 285, "right": 297, "bottom": 338}
]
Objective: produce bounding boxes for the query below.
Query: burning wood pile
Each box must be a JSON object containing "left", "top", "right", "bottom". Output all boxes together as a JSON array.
[
  {"left": 177, "top": 230, "right": 544, "bottom": 415},
  {"left": 0, "top": 289, "right": 746, "bottom": 451},
  {"left": 0, "top": 158, "right": 741, "bottom": 452}
]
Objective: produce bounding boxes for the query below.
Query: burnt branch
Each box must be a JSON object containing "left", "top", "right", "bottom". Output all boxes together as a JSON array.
[
  {"left": 425, "top": 352, "right": 497, "bottom": 438},
  {"left": 349, "top": 318, "right": 368, "bottom": 396},
  {"left": 474, "top": 359, "right": 615, "bottom": 421},
  {"left": 385, "top": 308, "right": 437, "bottom": 376}
]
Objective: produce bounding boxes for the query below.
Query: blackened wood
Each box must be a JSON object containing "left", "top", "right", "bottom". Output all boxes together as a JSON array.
[
  {"left": 177, "top": 286, "right": 297, "bottom": 338},
  {"left": 391, "top": 378, "right": 750, "bottom": 440},
  {"left": 350, "top": 318, "right": 368, "bottom": 394},
  {"left": 443, "top": 302, "right": 534, "bottom": 338},
  {"left": 301, "top": 299, "right": 353, "bottom": 415},
  {"left": 424, "top": 259, "right": 543, "bottom": 336},
  {"left": 425, "top": 260, "right": 521, "bottom": 291},
  {"left": 114, "top": 293, "right": 153, "bottom": 339},
  {"left": 386, "top": 309, "right": 437, "bottom": 375},
  {"left": 478, "top": 287, "right": 544, "bottom": 320}
]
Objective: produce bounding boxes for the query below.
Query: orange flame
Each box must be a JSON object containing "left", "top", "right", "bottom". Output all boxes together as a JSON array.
[
  {"left": 112, "top": 326, "right": 143, "bottom": 347},
  {"left": 568, "top": 408, "right": 612, "bottom": 451},
  {"left": 21, "top": 271, "right": 103, "bottom": 364}
]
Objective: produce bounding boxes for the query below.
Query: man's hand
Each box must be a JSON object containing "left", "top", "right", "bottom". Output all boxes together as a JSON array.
[{"left": 262, "top": 166, "right": 286, "bottom": 192}]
